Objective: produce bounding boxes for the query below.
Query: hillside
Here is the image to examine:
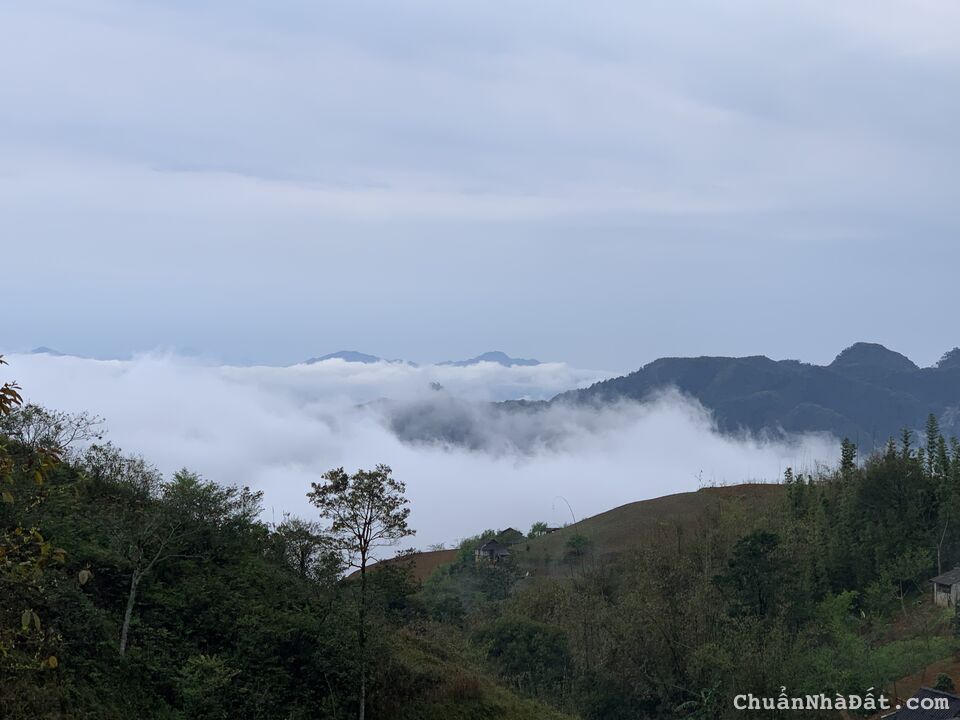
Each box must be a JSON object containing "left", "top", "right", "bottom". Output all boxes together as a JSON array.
[
  {"left": 554, "top": 342, "right": 960, "bottom": 448},
  {"left": 381, "top": 484, "right": 786, "bottom": 582},
  {"left": 350, "top": 548, "right": 460, "bottom": 583},
  {"left": 516, "top": 483, "right": 785, "bottom": 573}
]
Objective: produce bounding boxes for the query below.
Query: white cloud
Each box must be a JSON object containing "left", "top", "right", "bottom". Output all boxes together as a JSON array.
[{"left": 3, "top": 352, "right": 836, "bottom": 549}]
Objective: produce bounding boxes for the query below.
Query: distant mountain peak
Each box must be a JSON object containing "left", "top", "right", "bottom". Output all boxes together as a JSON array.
[
  {"left": 304, "top": 350, "right": 416, "bottom": 367},
  {"left": 438, "top": 351, "right": 541, "bottom": 368},
  {"left": 936, "top": 348, "right": 960, "bottom": 370},
  {"left": 829, "top": 342, "right": 918, "bottom": 373},
  {"left": 31, "top": 346, "right": 66, "bottom": 356}
]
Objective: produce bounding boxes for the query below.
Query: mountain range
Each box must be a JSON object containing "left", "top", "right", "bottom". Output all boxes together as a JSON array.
[
  {"left": 303, "top": 350, "right": 417, "bottom": 366},
  {"left": 551, "top": 342, "right": 960, "bottom": 447},
  {"left": 437, "top": 351, "right": 540, "bottom": 367},
  {"left": 302, "top": 350, "right": 540, "bottom": 368},
  {"left": 386, "top": 342, "right": 960, "bottom": 451},
  {"left": 26, "top": 342, "right": 960, "bottom": 447}
]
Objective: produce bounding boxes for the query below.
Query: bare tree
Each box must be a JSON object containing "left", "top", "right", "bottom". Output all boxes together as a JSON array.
[{"left": 1, "top": 404, "right": 103, "bottom": 456}]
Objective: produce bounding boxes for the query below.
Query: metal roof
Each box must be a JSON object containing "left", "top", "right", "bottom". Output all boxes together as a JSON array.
[
  {"left": 887, "top": 688, "right": 960, "bottom": 720},
  {"left": 931, "top": 568, "right": 960, "bottom": 585}
]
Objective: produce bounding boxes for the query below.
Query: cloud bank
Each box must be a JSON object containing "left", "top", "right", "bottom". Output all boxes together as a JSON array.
[{"left": 4, "top": 352, "right": 837, "bottom": 549}]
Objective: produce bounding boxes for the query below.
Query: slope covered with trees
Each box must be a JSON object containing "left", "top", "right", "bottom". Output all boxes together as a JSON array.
[{"left": 418, "top": 420, "right": 960, "bottom": 718}]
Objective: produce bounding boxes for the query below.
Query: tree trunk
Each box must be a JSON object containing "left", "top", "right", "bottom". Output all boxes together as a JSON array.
[
  {"left": 359, "top": 671, "right": 366, "bottom": 720},
  {"left": 119, "top": 571, "right": 140, "bottom": 656},
  {"left": 938, "top": 521, "right": 949, "bottom": 574},
  {"left": 358, "top": 552, "right": 367, "bottom": 720}
]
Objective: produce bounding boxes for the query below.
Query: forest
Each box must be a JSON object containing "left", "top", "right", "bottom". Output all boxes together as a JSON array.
[{"left": 4, "top": 356, "right": 960, "bottom": 720}]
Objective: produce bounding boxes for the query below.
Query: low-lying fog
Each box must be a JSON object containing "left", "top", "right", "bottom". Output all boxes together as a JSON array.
[{"left": 5, "top": 353, "right": 837, "bottom": 549}]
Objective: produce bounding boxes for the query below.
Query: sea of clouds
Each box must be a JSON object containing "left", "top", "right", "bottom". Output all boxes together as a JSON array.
[{"left": 3, "top": 352, "right": 837, "bottom": 549}]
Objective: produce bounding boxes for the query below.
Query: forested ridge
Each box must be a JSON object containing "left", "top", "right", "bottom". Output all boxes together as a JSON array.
[
  {"left": 553, "top": 342, "right": 960, "bottom": 448},
  {"left": 5, "top": 358, "right": 960, "bottom": 719},
  {"left": 389, "top": 342, "right": 960, "bottom": 453}
]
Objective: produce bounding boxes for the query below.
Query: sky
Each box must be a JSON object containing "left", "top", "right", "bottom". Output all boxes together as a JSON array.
[{"left": 1, "top": 1, "right": 959, "bottom": 370}]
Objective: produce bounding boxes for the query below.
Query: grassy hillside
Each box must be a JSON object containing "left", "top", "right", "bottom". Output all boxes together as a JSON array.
[
  {"left": 349, "top": 548, "right": 460, "bottom": 583},
  {"left": 515, "top": 483, "right": 785, "bottom": 575}
]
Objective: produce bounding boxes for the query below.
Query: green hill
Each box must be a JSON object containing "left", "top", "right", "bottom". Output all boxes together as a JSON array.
[{"left": 499, "top": 484, "right": 784, "bottom": 576}]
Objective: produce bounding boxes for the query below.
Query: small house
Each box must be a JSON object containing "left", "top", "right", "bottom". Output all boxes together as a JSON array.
[
  {"left": 496, "top": 528, "right": 525, "bottom": 545},
  {"left": 882, "top": 687, "right": 960, "bottom": 719},
  {"left": 475, "top": 539, "right": 511, "bottom": 563},
  {"left": 931, "top": 568, "right": 960, "bottom": 607}
]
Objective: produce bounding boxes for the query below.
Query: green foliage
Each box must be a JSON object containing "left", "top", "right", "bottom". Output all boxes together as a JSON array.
[
  {"left": 474, "top": 616, "right": 570, "bottom": 693},
  {"left": 0, "top": 360, "right": 65, "bottom": 677},
  {"left": 1, "top": 417, "right": 563, "bottom": 719},
  {"left": 420, "top": 541, "right": 519, "bottom": 624},
  {"left": 935, "top": 672, "right": 956, "bottom": 693},
  {"left": 176, "top": 654, "right": 239, "bottom": 720},
  {"left": 307, "top": 464, "right": 415, "bottom": 718},
  {"left": 715, "top": 530, "right": 782, "bottom": 618},
  {"left": 529, "top": 521, "right": 548, "bottom": 538}
]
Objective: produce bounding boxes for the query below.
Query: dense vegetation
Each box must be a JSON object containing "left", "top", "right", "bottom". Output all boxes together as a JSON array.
[
  {"left": 417, "top": 418, "right": 960, "bottom": 718},
  {"left": 5, "top": 354, "right": 960, "bottom": 719}
]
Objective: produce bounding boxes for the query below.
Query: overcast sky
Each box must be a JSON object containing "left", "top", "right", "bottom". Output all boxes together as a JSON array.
[{"left": 3, "top": 1, "right": 959, "bottom": 371}]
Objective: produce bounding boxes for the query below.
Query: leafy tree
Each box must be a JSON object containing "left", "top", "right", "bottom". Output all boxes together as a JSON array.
[
  {"left": 566, "top": 534, "right": 590, "bottom": 556},
  {"left": 529, "top": 521, "right": 549, "bottom": 538},
  {"left": 0, "top": 360, "right": 63, "bottom": 674},
  {"left": 840, "top": 438, "right": 857, "bottom": 479},
  {"left": 888, "top": 547, "right": 933, "bottom": 615},
  {"left": 307, "top": 464, "right": 414, "bottom": 720},
  {"left": 926, "top": 414, "right": 942, "bottom": 477},
  {"left": 270, "top": 515, "right": 341, "bottom": 585},
  {"left": 475, "top": 616, "right": 569, "bottom": 693},
  {"left": 715, "top": 530, "right": 782, "bottom": 618},
  {"left": 935, "top": 673, "right": 956, "bottom": 693},
  {"left": 0, "top": 357, "right": 22, "bottom": 416},
  {"left": 901, "top": 427, "right": 914, "bottom": 461},
  {"left": 177, "top": 653, "right": 240, "bottom": 720},
  {"left": 82, "top": 445, "right": 183, "bottom": 656}
]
